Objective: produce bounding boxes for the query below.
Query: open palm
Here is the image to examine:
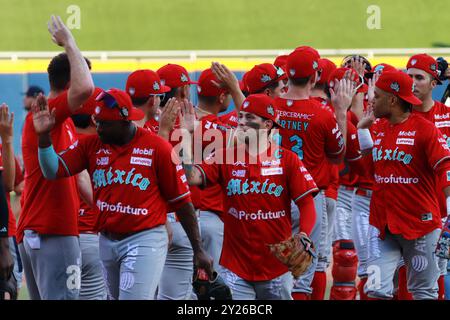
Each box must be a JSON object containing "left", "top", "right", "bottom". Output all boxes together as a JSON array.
[{"left": 31, "top": 94, "right": 56, "bottom": 135}]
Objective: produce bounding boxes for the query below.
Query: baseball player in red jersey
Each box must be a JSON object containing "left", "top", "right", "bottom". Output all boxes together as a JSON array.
[
  {"left": 185, "top": 66, "right": 244, "bottom": 277},
  {"left": 69, "top": 87, "right": 107, "bottom": 300},
  {"left": 125, "top": 69, "right": 171, "bottom": 133},
  {"left": 0, "top": 104, "right": 24, "bottom": 298},
  {"left": 274, "top": 47, "right": 353, "bottom": 300},
  {"left": 0, "top": 171, "right": 14, "bottom": 299},
  {"left": 310, "top": 58, "right": 339, "bottom": 300},
  {"left": 158, "top": 64, "right": 197, "bottom": 107},
  {"left": 34, "top": 88, "right": 213, "bottom": 300},
  {"left": 326, "top": 66, "right": 367, "bottom": 300},
  {"left": 407, "top": 53, "right": 450, "bottom": 299},
  {"left": 245, "top": 63, "right": 287, "bottom": 97},
  {"left": 182, "top": 94, "right": 318, "bottom": 299},
  {"left": 358, "top": 70, "right": 450, "bottom": 299},
  {"left": 310, "top": 61, "right": 364, "bottom": 299},
  {"left": 17, "top": 16, "right": 94, "bottom": 300},
  {"left": 154, "top": 64, "right": 203, "bottom": 300}
]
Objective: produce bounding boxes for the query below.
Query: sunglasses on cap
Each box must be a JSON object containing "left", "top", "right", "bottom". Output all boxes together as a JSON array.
[{"left": 95, "top": 91, "right": 130, "bottom": 119}]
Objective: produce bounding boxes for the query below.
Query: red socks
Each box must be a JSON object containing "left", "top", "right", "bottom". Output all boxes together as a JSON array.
[{"left": 311, "top": 271, "right": 327, "bottom": 300}]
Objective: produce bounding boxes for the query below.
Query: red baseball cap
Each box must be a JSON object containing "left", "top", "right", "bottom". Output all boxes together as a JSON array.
[
  {"left": 74, "top": 87, "right": 104, "bottom": 115},
  {"left": 375, "top": 71, "right": 422, "bottom": 105},
  {"left": 407, "top": 54, "right": 442, "bottom": 84},
  {"left": 372, "top": 63, "right": 397, "bottom": 74},
  {"left": 273, "top": 55, "right": 288, "bottom": 81},
  {"left": 328, "top": 67, "right": 368, "bottom": 93},
  {"left": 94, "top": 88, "right": 145, "bottom": 121},
  {"left": 157, "top": 64, "right": 197, "bottom": 89},
  {"left": 240, "top": 94, "right": 279, "bottom": 126},
  {"left": 245, "top": 63, "right": 286, "bottom": 94},
  {"left": 294, "top": 46, "right": 321, "bottom": 60},
  {"left": 317, "top": 59, "right": 337, "bottom": 85},
  {"left": 274, "top": 55, "right": 288, "bottom": 70},
  {"left": 197, "top": 68, "right": 228, "bottom": 97},
  {"left": 287, "top": 49, "right": 320, "bottom": 79},
  {"left": 126, "top": 69, "right": 171, "bottom": 99}
]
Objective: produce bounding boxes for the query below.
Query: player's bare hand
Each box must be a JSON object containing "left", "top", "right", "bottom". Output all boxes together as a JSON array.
[
  {"left": 32, "top": 94, "right": 56, "bottom": 135},
  {"left": 0, "top": 238, "right": 13, "bottom": 281},
  {"left": 211, "top": 62, "right": 239, "bottom": 92},
  {"left": 350, "top": 56, "right": 367, "bottom": 77},
  {"left": 159, "top": 98, "right": 180, "bottom": 135},
  {"left": 194, "top": 248, "right": 214, "bottom": 279},
  {"left": 179, "top": 99, "right": 197, "bottom": 134},
  {"left": 0, "top": 104, "right": 14, "bottom": 144},
  {"left": 47, "top": 15, "right": 75, "bottom": 48},
  {"left": 330, "top": 78, "right": 355, "bottom": 114},
  {"left": 357, "top": 103, "right": 375, "bottom": 129},
  {"left": 367, "top": 72, "right": 380, "bottom": 103}
]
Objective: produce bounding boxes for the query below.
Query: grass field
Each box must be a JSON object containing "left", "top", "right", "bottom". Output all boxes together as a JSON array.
[{"left": 0, "top": 0, "right": 449, "bottom": 51}]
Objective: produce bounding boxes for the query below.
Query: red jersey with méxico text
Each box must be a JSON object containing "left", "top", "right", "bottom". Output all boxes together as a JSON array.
[
  {"left": 197, "top": 144, "right": 318, "bottom": 281},
  {"left": 194, "top": 114, "right": 232, "bottom": 214},
  {"left": 413, "top": 100, "right": 450, "bottom": 217},
  {"left": 17, "top": 92, "right": 79, "bottom": 243},
  {"left": 275, "top": 97, "right": 345, "bottom": 189},
  {"left": 55, "top": 127, "right": 191, "bottom": 234},
  {"left": 369, "top": 114, "right": 450, "bottom": 239}
]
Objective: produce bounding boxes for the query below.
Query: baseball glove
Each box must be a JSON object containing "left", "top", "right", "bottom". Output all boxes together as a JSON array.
[
  {"left": 0, "top": 274, "right": 17, "bottom": 300},
  {"left": 268, "top": 232, "right": 316, "bottom": 278},
  {"left": 192, "top": 269, "right": 232, "bottom": 300}
]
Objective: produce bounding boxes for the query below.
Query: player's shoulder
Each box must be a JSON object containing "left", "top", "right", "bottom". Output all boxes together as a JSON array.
[
  {"left": 410, "top": 112, "right": 437, "bottom": 127},
  {"left": 48, "top": 90, "right": 69, "bottom": 108},
  {"left": 135, "top": 127, "right": 175, "bottom": 152},
  {"left": 433, "top": 100, "right": 450, "bottom": 110}
]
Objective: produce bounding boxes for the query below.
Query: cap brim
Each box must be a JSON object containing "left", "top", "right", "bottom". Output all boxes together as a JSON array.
[
  {"left": 160, "top": 85, "right": 172, "bottom": 93},
  {"left": 128, "top": 107, "right": 145, "bottom": 121},
  {"left": 399, "top": 94, "right": 423, "bottom": 105}
]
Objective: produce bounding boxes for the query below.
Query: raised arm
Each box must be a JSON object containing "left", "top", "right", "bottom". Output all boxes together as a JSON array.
[
  {"left": 178, "top": 99, "right": 204, "bottom": 186},
  {"left": 32, "top": 94, "right": 58, "bottom": 179},
  {"left": 0, "top": 104, "right": 15, "bottom": 192},
  {"left": 211, "top": 62, "right": 245, "bottom": 110},
  {"left": 48, "top": 15, "right": 94, "bottom": 111}
]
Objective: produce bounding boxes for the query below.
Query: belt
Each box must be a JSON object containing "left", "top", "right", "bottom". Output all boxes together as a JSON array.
[
  {"left": 355, "top": 188, "right": 373, "bottom": 198},
  {"left": 341, "top": 186, "right": 355, "bottom": 192},
  {"left": 80, "top": 231, "right": 97, "bottom": 235},
  {"left": 101, "top": 228, "right": 149, "bottom": 241},
  {"left": 167, "top": 210, "right": 200, "bottom": 223}
]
